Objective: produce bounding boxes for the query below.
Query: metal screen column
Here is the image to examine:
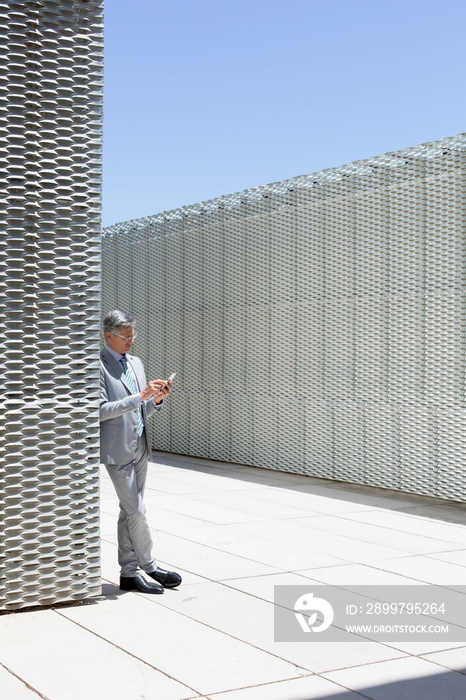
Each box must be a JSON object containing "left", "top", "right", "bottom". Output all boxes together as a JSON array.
[{"left": 0, "top": 0, "right": 104, "bottom": 611}]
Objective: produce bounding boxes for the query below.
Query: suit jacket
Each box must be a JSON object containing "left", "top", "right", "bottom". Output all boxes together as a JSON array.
[{"left": 100, "top": 346, "right": 162, "bottom": 465}]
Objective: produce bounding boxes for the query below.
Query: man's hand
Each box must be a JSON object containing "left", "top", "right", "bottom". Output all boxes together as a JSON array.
[{"left": 140, "top": 379, "right": 172, "bottom": 404}]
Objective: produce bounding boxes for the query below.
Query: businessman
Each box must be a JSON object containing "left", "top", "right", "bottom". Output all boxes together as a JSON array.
[{"left": 100, "top": 309, "right": 182, "bottom": 594}]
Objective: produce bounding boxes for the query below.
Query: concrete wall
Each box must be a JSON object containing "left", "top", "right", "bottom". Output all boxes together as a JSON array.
[
  {"left": 102, "top": 134, "right": 466, "bottom": 503},
  {"left": 0, "top": 0, "right": 103, "bottom": 611}
]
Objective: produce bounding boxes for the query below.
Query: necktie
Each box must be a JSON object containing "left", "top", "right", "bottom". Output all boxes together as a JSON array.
[{"left": 121, "top": 356, "right": 144, "bottom": 436}]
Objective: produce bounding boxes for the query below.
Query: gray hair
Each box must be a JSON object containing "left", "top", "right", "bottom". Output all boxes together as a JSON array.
[{"left": 103, "top": 310, "right": 135, "bottom": 336}]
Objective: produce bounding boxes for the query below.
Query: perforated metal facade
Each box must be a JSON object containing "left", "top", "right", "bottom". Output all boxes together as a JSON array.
[
  {"left": 0, "top": 1, "right": 103, "bottom": 611},
  {"left": 102, "top": 133, "right": 466, "bottom": 503}
]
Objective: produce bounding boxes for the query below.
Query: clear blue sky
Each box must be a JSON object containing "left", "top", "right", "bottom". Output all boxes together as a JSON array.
[{"left": 102, "top": 0, "right": 466, "bottom": 228}]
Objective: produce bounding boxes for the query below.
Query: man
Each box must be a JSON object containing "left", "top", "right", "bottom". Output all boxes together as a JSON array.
[{"left": 100, "top": 309, "right": 182, "bottom": 594}]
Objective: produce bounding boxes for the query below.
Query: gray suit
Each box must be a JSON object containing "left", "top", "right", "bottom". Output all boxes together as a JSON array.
[
  {"left": 100, "top": 346, "right": 161, "bottom": 464},
  {"left": 100, "top": 345, "right": 162, "bottom": 576}
]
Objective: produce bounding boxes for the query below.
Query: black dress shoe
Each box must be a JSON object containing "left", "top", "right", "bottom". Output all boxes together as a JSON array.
[
  {"left": 148, "top": 567, "right": 182, "bottom": 588},
  {"left": 120, "top": 574, "right": 164, "bottom": 594}
]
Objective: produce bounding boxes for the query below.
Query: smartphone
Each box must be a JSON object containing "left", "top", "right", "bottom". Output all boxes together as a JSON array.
[{"left": 168, "top": 372, "right": 176, "bottom": 382}]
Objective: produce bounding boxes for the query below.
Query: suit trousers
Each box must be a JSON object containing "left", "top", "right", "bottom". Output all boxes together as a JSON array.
[{"left": 105, "top": 433, "right": 157, "bottom": 577}]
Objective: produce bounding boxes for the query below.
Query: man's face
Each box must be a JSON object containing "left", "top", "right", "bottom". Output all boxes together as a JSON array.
[{"left": 106, "top": 326, "right": 135, "bottom": 355}]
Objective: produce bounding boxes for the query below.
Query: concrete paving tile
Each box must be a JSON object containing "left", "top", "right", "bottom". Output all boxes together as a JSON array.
[
  {"left": 384, "top": 640, "right": 466, "bottom": 655},
  {"left": 100, "top": 492, "right": 120, "bottom": 512},
  {"left": 249, "top": 486, "right": 381, "bottom": 515},
  {"left": 0, "top": 609, "right": 196, "bottom": 700},
  {"left": 99, "top": 470, "right": 116, "bottom": 495},
  {"left": 226, "top": 466, "right": 326, "bottom": 485},
  {"left": 0, "top": 665, "right": 40, "bottom": 700},
  {"left": 204, "top": 674, "right": 367, "bottom": 699},
  {"left": 370, "top": 555, "right": 466, "bottom": 587},
  {"left": 148, "top": 580, "right": 405, "bottom": 674},
  {"left": 99, "top": 509, "right": 118, "bottom": 537},
  {"left": 145, "top": 500, "right": 235, "bottom": 531},
  {"left": 145, "top": 493, "right": 265, "bottom": 525},
  {"left": 209, "top": 465, "right": 308, "bottom": 485},
  {"left": 148, "top": 467, "right": 257, "bottom": 490},
  {"left": 168, "top": 521, "right": 348, "bottom": 571},
  {"left": 151, "top": 454, "right": 231, "bottom": 470},
  {"left": 420, "top": 646, "right": 466, "bottom": 673},
  {"left": 322, "top": 656, "right": 466, "bottom": 700},
  {"left": 293, "top": 514, "right": 464, "bottom": 555},
  {"left": 250, "top": 484, "right": 443, "bottom": 517},
  {"left": 212, "top": 470, "right": 304, "bottom": 490},
  {"left": 160, "top": 535, "right": 283, "bottom": 579},
  {"left": 153, "top": 452, "right": 233, "bottom": 470},
  {"left": 148, "top": 579, "right": 277, "bottom": 637},
  {"left": 145, "top": 474, "right": 211, "bottom": 495},
  {"left": 150, "top": 463, "right": 286, "bottom": 491},
  {"left": 219, "top": 571, "right": 326, "bottom": 604},
  {"left": 59, "top": 594, "right": 304, "bottom": 696},
  {"left": 101, "top": 528, "right": 117, "bottom": 545},
  {"left": 428, "top": 550, "right": 466, "bottom": 567},
  {"left": 100, "top": 537, "right": 120, "bottom": 581},
  {"left": 149, "top": 578, "right": 286, "bottom": 636},
  {"left": 341, "top": 510, "right": 466, "bottom": 546},
  {"left": 172, "top": 519, "right": 409, "bottom": 568},
  {"left": 297, "top": 563, "right": 420, "bottom": 586},
  {"left": 144, "top": 459, "right": 185, "bottom": 474},
  {"left": 278, "top": 641, "right": 406, "bottom": 676},
  {"left": 99, "top": 488, "right": 117, "bottom": 503},
  {"left": 187, "top": 490, "right": 316, "bottom": 520}
]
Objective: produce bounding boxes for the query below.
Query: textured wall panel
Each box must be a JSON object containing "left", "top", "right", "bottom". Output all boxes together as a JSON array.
[
  {"left": 102, "top": 134, "right": 466, "bottom": 503},
  {"left": 0, "top": 0, "right": 103, "bottom": 611}
]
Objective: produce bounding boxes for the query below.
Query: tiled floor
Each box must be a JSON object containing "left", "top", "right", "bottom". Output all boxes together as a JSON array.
[{"left": 1, "top": 452, "right": 466, "bottom": 700}]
